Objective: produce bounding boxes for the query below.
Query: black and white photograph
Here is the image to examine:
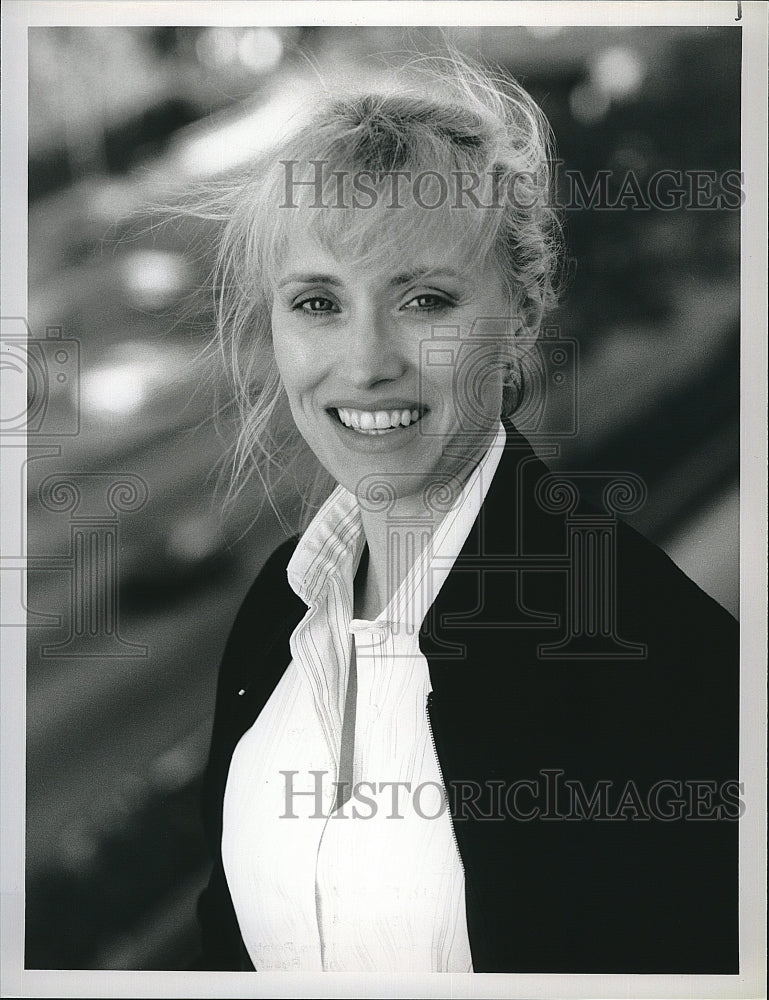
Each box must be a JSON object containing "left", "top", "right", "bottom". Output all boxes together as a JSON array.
[{"left": 1, "top": 2, "right": 766, "bottom": 997}]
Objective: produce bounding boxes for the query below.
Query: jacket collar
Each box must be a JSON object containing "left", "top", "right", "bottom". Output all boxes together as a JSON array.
[{"left": 421, "top": 416, "right": 557, "bottom": 696}]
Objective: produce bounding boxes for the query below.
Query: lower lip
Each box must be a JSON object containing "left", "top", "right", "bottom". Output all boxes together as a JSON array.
[{"left": 326, "top": 410, "right": 427, "bottom": 453}]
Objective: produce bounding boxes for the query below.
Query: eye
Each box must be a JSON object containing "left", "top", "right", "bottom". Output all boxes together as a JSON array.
[
  {"left": 295, "top": 296, "right": 338, "bottom": 315},
  {"left": 402, "top": 292, "right": 453, "bottom": 312}
]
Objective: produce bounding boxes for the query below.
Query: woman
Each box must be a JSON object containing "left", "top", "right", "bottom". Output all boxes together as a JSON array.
[{"left": 196, "top": 59, "right": 739, "bottom": 973}]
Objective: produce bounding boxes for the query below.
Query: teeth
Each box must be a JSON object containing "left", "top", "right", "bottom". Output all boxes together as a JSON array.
[{"left": 335, "top": 407, "right": 424, "bottom": 434}]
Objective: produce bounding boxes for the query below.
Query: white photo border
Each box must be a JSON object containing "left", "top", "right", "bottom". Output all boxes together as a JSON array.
[{"left": 1, "top": 2, "right": 766, "bottom": 998}]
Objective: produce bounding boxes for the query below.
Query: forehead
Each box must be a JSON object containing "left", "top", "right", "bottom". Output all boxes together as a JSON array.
[
  {"left": 267, "top": 198, "right": 500, "bottom": 289},
  {"left": 276, "top": 224, "right": 487, "bottom": 281}
]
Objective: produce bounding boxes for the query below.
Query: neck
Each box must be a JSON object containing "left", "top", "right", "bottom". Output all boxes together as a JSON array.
[
  {"left": 353, "top": 427, "right": 499, "bottom": 619},
  {"left": 355, "top": 495, "right": 447, "bottom": 620}
]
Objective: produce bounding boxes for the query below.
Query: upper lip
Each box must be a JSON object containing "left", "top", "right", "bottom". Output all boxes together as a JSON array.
[{"left": 326, "top": 400, "right": 426, "bottom": 411}]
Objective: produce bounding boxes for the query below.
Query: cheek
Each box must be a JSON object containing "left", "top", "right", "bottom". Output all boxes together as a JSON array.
[
  {"left": 271, "top": 339, "right": 294, "bottom": 393},
  {"left": 449, "top": 339, "right": 506, "bottom": 410},
  {"left": 270, "top": 311, "right": 292, "bottom": 363},
  {"left": 270, "top": 319, "right": 315, "bottom": 399}
]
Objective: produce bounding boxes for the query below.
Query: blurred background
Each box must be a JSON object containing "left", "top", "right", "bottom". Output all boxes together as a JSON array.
[{"left": 24, "top": 25, "right": 740, "bottom": 970}]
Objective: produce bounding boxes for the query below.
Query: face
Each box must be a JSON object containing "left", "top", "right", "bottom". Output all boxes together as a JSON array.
[{"left": 270, "top": 225, "right": 513, "bottom": 507}]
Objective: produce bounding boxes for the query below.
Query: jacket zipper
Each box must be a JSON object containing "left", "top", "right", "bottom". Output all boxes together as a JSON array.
[{"left": 426, "top": 691, "right": 465, "bottom": 874}]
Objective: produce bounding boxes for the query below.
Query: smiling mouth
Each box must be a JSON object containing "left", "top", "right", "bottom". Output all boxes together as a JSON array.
[{"left": 330, "top": 406, "right": 425, "bottom": 435}]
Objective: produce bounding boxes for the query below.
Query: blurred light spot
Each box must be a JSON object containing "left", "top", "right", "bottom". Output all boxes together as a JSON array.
[
  {"left": 569, "top": 82, "right": 611, "bottom": 126},
  {"left": 525, "top": 26, "right": 563, "bottom": 39},
  {"left": 173, "top": 82, "right": 314, "bottom": 177},
  {"left": 611, "top": 133, "right": 654, "bottom": 174},
  {"left": 120, "top": 250, "right": 193, "bottom": 310},
  {"left": 237, "top": 27, "right": 283, "bottom": 74},
  {"left": 195, "top": 27, "right": 240, "bottom": 68},
  {"left": 590, "top": 46, "right": 645, "bottom": 100},
  {"left": 82, "top": 363, "right": 146, "bottom": 415},
  {"left": 152, "top": 745, "right": 196, "bottom": 792},
  {"left": 166, "top": 515, "right": 222, "bottom": 564},
  {"left": 87, "top": 179, "right": 138, "bottom": 224},
  {"left": 81, "top": 340, "right": 190, "bottom": 417}
]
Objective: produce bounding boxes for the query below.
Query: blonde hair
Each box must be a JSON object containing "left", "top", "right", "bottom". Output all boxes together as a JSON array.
[{"left": 186, "top": 54, "right": 561, "bottom": 533}]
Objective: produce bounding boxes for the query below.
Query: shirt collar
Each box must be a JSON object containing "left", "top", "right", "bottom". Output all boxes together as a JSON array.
[
  {"left": 286, "top": 421, "right": 507, "bottom": 619},
  {"left": 286, "top": 485, "right": 363, "bottom": 606}
]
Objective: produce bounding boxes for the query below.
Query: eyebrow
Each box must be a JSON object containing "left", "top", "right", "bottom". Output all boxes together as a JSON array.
[
  {"left": 277, "top": 267, "right": 463, "bottom": 289},
  {"left": 391, "top": 268, "right": 462, "bottom": 286},
  {"left": 277, "top": 273, "right": 344, "bottom": 288}
]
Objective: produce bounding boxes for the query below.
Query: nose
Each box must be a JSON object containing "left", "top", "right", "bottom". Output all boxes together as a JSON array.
[{"left": 344, "top": 305, "right": 407, "bottom": 389}]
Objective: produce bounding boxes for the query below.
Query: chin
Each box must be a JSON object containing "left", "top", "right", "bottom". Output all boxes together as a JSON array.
[{"left": 338, "top": 450, "right": 481, "bottom": 516}]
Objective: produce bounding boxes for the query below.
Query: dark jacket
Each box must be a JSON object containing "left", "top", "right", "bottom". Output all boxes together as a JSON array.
[{"left": 198, "top": 421, "right": 739, "bottom": 973}]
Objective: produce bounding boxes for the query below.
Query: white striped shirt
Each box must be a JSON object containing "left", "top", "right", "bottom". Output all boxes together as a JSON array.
[{"left": 222, "top": 422, "right": 506, "bottom": 971}]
